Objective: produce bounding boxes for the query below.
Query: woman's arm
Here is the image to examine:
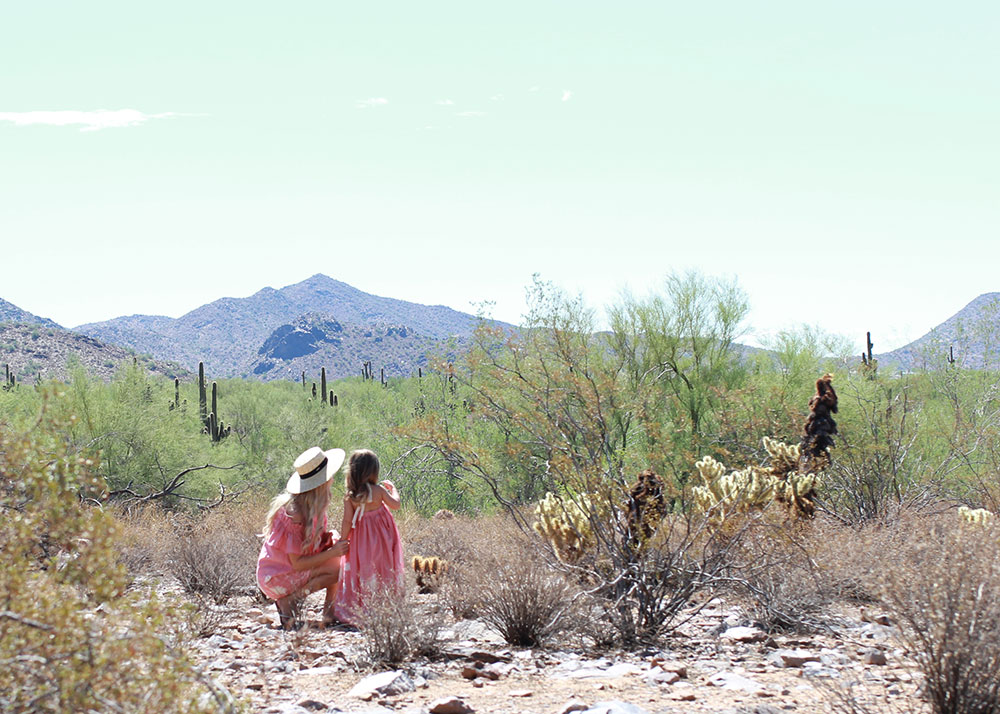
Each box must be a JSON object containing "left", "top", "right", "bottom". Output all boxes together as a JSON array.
[
  {"left": 287, "top": 539, "right": 349, "bottom": 571},
  {"left": 378, "top": 481, "right": 401, "bottom": 510}
]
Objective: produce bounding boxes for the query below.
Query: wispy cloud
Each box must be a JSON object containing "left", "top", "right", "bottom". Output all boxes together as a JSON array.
[
  {"left": 528, "top": 86, "right": 541, "bottom": 93},
  {"left": 490, "top": 94, "right": 504, "bottom": 102},
  {"left": 355, "top": 97, "right": 389, "bottom": 109},
  {"left": 0, "top": 109, "right": 182, "bottom": 132},
  {"left": 434, "top": 99, "right": 454, "bottom": 106},
  {"left": 456, "top": 111, "right": 487, "bottom": 118},
  {"left": 561, "top": 90, "right": 573, "bottom": 102}
]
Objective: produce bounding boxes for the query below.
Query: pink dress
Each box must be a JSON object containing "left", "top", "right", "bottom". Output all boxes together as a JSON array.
[
  {"left": 257, "top": 508, "right": 342, "bottom": 600},
  {"left": 334, "top": 486, "right": 404, "bottom": 624}
]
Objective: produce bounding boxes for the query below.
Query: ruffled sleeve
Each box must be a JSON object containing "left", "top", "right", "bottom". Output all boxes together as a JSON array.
[{"left": 269, "top": 509, "right": 304, "bottom": 555}]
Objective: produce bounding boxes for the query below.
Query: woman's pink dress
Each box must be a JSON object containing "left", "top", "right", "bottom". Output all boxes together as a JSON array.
[
  {"left": 257, "top": 509, "right": 342, "bottom": 600},
  {"left": 334, "top": 489, "right": 404, "bottom": 624}
]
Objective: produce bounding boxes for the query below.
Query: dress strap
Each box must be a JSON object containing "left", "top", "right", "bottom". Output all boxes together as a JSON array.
[{"left": 350, "top": 484, "right": 373, "bottom": 530}]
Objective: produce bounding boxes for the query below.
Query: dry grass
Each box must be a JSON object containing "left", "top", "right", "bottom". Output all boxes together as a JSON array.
[
  {"left": 879, "top": 519, "right": 1000, "bottom": 714},
  {"left": 355, "top": 584, "right": 444, "bottom": 665},
  {"left": 114, "top": 496, "right": 268, "bottom": 605}
]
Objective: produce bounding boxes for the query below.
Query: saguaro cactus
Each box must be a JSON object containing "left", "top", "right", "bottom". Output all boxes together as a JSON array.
[
  {"left": 198, "top": 362, "right": 207, "bottom": 425},
  {"left": 321, "top": 367, "right": 328, "bottom": 405}
]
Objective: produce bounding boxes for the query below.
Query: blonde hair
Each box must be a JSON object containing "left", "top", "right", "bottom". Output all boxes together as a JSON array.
[
  {"left": 262, "top": 483, "right": 330, "bottom": 552},
  {"left": 345, "top": 449, "right": 380, "bottom": 502}
]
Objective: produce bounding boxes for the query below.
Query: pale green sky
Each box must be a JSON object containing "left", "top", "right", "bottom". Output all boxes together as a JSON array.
[{"left": 2, "top": 1, "right": 998, "bottom": 352}]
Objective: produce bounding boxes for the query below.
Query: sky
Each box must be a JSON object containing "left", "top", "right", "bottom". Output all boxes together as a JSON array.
[{"left": 2, "top": 1, "right": 998, "bottom": 353}]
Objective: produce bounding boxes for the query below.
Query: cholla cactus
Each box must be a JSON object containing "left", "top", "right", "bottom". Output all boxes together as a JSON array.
[
  {"left": 694, "top": 439, "right": 822, "bottom": 522},
  {"left": 774, "top": 469, "right": 820, "bottom": 518},
  {"left": 533, "top": 492, "right": 596, "bottom": 563},
  {"left": 692, "top": 456, "right": 776, "bottom": 522},
  {"left": 763, "top": 436, "right": 799, "bottom": 477},
  {"left": 411, "top": 555, "right": 449, "bottom": 593},
  {"left": 763, "top": 437, "right": 820, "bottom": 517},
  {"left": 959, "top": 506, "right": 996, "bottom": 527}
]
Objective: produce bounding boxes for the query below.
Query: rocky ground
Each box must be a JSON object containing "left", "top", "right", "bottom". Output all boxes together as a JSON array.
[{"left": 187, "top": 591, "right": 923, "bottom": 714}]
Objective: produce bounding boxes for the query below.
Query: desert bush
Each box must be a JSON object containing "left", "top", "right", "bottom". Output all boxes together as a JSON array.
[
  {"left": 881, "top": 519, "right": 1000, "bottom": 714},
  {"left": 356, "top": 584, "right": 443, "bottom": 665},
  {"left": 0, "top": 412, "right": 232, "bottom": 713},
  {"left": 475, "top": 545, "right": 583, "bottom": 647},
  {"left": 165, "top": 500, "right": 265, "bottom": 604},
  {"left": 732, "top": 520, "right": 835, "bottom": 633}
]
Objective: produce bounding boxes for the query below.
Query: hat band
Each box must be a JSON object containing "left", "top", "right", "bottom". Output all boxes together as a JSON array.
[{"left": 299, "top": 457, "right": 328, "bottom": 480}]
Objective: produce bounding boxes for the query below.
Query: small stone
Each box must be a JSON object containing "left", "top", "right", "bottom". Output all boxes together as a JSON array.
[
  {"left": 294, "top": 699, "right": 327, "bottom": 711},
  {"left": 863, "top": 649, "right": 888, "bottom": 666},
  {"left": 429, "top": 696, "right": 475, "bottom": 714},
  {"left": 708, "top": 672, "right": 764, "bottom": 693},
  {"left": 721, "top": 626, "right": 766, "bottom": 643},
  {"left": 768, "top": 649, "right": 821, "bottom": 668},
  {"left": 555, "top": 701, "right": 588, "bottom": 714},
  {"left": 246, "top": 607, "right": 264, "bottom": 617},
  {"left": 460, "top": 666, "right": 479, "bottom": 680},
  {"left": 509, "top": 690, "right": 533, "bottom": 697},
  {"left": 659, "top": 661, "right": 687, "bottom": 678},
  {"left": 348, "top": 670, "right": 416, "bottom": 700},
  {"left": 471, "top": 680, "right": 484, "bottom": 688}
]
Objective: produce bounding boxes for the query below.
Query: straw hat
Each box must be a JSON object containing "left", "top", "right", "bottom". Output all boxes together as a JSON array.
[{"left": 286, "top": 446, "right": 346, "bottom": 494}]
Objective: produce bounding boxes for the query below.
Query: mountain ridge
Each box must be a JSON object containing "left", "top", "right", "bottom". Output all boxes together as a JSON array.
[{"left": 73, "top": 274, "right": 496, "bottom": 378}]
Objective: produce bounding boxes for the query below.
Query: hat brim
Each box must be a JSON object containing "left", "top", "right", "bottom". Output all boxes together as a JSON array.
[{"left": 286, "top": 448, "right": 346, "bottom": 494}]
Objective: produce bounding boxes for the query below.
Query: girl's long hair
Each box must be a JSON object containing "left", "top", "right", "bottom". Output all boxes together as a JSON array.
[
  {"left": 262, "top": 484, "right": 330, "bottom": 553},
  {"left": 345, "top": 449, "right": 380, "bottom": 503}
]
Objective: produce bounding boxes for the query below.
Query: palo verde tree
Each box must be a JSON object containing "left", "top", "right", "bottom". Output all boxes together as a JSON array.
[{"left": 403, "top": 274, "right": 752, "bottom": 645}]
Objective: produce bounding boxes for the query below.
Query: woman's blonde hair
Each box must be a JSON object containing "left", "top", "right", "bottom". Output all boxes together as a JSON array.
[
  {"left": 262, "top": 483, "right": 330, "bottom": 552},
  {"left": 345, "top": 449, "right": 380, "bottom": 502}
]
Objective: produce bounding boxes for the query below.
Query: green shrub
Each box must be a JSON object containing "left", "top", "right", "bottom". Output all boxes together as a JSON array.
[{"left": 0, "top": 412, "right": 234, "bottom": 713}]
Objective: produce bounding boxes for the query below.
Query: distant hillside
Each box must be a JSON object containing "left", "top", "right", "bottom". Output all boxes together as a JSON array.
[
  {"left": 0, "top": 324, "right": 187, "bottom": 384},
  {"left": 248, "top": 314, "right": 439, "bottom": 382},
  {"left": 879, "top": 293, "right": 1000, "bottom": 370},
  {"left": 75, "top": 274, "right": 495, "bottom": 378},
  {"left": 0, "top": 298, "right": 61, "bottom": 329}
]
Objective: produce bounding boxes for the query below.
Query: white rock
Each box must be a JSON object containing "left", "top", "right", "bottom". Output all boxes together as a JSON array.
[
  {"left": 720, "top": 626, "right": 765, "bottom": 643},
  {"left": 708, "top": 671, "right": 764, "bottom": 693},
  {"left": 348, "top": 670, "right": 416, "bottom": 700}
]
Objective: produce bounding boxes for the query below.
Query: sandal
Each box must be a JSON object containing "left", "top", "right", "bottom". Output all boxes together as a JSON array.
[{"left": 275, "top": 602, "right": 303, "bottom": 631}]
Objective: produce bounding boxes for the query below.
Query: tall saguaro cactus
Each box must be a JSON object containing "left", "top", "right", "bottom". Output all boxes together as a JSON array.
[
  {"left": 321, "top": 367, "right": 328, "bottom": 405},
  {"left": 207, "top": 381, "right": 230, "bottom": 442},
  {"left": 198, "top": 362, "right": 208, "bottom": 425}
]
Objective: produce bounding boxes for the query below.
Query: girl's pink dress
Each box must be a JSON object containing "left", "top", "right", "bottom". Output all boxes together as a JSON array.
[
  {"left": 334, "top": 487, "right": 404, "bottom": 624},
  {"left": 257, "top": 509, "right": 342, "bottom": 600}
]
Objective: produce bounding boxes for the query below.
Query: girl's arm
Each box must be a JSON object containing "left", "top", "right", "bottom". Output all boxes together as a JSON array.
[
  {"left": 340, "top": 496, "right": 356, "bottom": 539},
  {"left": 288, "top": 540, "right": 349, "bottom": 571},
  {"left": 378, "top": 481, "right": 401, "bottom": 510}
]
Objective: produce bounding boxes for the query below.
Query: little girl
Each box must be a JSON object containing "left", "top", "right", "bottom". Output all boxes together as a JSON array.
[
  {"left": 333, "top": 449, "right": 404, "bottom": 625},
  {"left": 257, "top": 446, "right": 350, "bottom": 629}
]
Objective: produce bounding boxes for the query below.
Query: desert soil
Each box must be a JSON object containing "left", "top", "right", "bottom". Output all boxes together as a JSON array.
[{"left": 186, "top": 589, "right": 923, "bottom": 714}]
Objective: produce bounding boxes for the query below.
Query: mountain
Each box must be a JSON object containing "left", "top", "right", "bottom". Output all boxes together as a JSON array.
[
  {"left": 248, "top": 314, "right": 438, "bottom": 382},
  {"left": 0, "top": 323, "right": 186, "bottom": 384},
  {"left": 879, "top": 293, "right": 1000, "bottom": 370},
  {"left": 75, "top": 274, "right": 493, "bottom": 378},
  {"left": 0, "top": 298, "right": 61, "bottom": 329}
]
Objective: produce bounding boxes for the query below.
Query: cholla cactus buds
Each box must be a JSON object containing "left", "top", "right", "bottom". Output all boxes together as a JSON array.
[
  {"left": 959, "top": 506, "right": 996, "bottom": 527},
  {"left": 412, "top": 555, "right": 449, "bottom": 593},
  {"left": 532, "top": 492, "right": 596, "bottom": 563}
]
